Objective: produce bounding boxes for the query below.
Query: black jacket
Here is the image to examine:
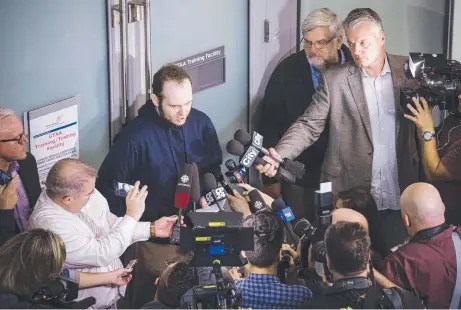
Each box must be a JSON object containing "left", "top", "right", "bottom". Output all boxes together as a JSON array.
[
  {"left": 300, "top": 283, "right": 424, "bottom": 309},
  {"left": 0, "top": 291, "right": 36, "bottom": 309},
  {"left": 0, "top": 153, "right": 41, "bottom": 247},
  {"left": 257, "top": 46, "right": 352, "bottom": 188}
]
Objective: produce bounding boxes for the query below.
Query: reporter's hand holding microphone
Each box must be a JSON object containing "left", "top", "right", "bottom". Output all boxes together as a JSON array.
[
  {"left": 255, "top": 147, "right": 281, "bottom": 178},
  {"left": 125, "top": 181, "right": 177, "bottom": 238}
]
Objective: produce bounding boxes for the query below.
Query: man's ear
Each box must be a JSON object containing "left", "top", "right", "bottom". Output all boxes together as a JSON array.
[
  {"left": 151, "top": 94, "right": 160, "bottom": 107},
  {"left": 336, "top": 35, "right": 343, "bottom": 49},
  {"left": 403, "top": 213, "right": 411, "bottom": 228},
  {"left": 62, "top": 196, "right": 72, "bottom": 206}
]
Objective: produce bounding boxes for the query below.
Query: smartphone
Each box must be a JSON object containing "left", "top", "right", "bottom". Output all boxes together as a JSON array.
[
  {"left": 0, "top": 170, "right": 12, "bottom": 186},
  {"left": 126, "top": 259, "right": 138, "bottom": 269}
]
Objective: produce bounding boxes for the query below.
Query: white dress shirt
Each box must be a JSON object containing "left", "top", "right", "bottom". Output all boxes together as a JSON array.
[
  {"left": 29, "top": 189, "right": 151, "bottom": 309},
  {"left": 361, "top": 56, "right": 400, "bottom": 211}
]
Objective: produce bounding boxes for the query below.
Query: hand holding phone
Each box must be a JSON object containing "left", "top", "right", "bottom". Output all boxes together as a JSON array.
[
  {"left": 122, "top": 259, "right": 138, "bottom": 279},
  {"left": 0, "top": 176, "right": 18, "bottom": 210}
]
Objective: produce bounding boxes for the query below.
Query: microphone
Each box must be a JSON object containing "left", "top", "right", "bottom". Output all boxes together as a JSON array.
[
  {"left": 226, "top": 140, "right": 297, "bottom": 184},
  {"left": 234, "top": 129, "right": 283, "bottom": 162},
  {"left": 234, "top": 129, "right": 305, "bottom": 178},
  {"left": 271, "top": 199, "right": 300, "bottom": 245},
  {"left": 171, "top": 164, "right": 192, "bottom": 244},
  {"left": 248, "top": 189, "right": 270, "bottom": 213},
  {"left": 174, "top": 163, "right": 193, "bottom": 214},
  {"left": 203, "top": 173, "right": 228, "bottom": 211},
  {"left": 213, "top": 168, "right": 235, "bottom": 196},
  {"left": 190, "top": 162, "right": 200, "bottom": 212},
  {"left": 224, "top": 159, "right": 247, "bottom": 184}
]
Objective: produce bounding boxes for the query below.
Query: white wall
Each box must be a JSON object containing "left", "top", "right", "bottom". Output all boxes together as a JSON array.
[
  {"left": 300, "top": 0, "right": 447, "bottom": 55},
  {"left": 452, "top": 0, "right": 461, "bottom": 60}
]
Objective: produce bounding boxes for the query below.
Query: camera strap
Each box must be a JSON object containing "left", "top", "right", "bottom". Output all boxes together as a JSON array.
[{"left": 450, "top": 229, "right": 461, "bottom": 309}]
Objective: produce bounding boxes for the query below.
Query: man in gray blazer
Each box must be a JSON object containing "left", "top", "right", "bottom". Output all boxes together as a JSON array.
[{"left": 257, "top": 8, "right": 419, "bottom": 253}]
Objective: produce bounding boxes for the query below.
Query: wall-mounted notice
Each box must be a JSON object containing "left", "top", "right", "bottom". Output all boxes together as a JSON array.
[
  {"left": 26, "top": 96, "right": 79, "bottom": 188},
  {"left": 173, "top": 46, "right": 225, "bottom": 93}
]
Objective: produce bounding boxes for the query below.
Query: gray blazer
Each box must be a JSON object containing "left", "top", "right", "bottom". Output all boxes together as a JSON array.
[{"left": 275, "top": 54, "right": 420, "bottom": 195}]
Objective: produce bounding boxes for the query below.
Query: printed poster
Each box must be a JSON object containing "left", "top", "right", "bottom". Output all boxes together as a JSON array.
[{"left": 27, "top": 96, "right": 79, "bottom": 188}]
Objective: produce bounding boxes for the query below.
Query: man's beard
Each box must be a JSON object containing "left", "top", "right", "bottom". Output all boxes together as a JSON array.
[
  {"left": 307, "top": 53, "right": 338, "bottom": 71},
  {"left": 158, "top": 104, "right": 186, "bottom": 128}
]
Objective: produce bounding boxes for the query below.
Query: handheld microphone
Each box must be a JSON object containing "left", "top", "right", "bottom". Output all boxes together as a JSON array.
[
  {"left": 234, "top": 129, "right": 283, "bottom": 162},
  {"left": 213, "top": 168, "right": 234, "bottom": 196},
  {"left": 224, "top": 159, "right": 247, "bottom": 184},
  {"left": 171, "top": 164, "right": 192, "bottom": 244},
  {"left": 271, "top": 199, "right": 300, "bottom": 245},
  {"left": 234, "top": 129, "right": 305, "bottom": 178},
  {"left": 248, "top": 189, "right": 270, "bottom": 213},
  {"left": 203, "top": 173, "right": 228, "bottom": 211},
  {"left": 226, "top": 140, "right": 296, "bottom": 184},
  {"left": 190, "top": 162, "right": 200, "bottom": 212}
]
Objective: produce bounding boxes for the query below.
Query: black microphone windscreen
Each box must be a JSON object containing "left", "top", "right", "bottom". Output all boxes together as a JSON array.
[
  {"left": 226, "top": 140, "right": 245, "bottom": 156},
  {"left": 190, "top": 162, "right": 200, "bottom": 203},
  {"left": 271, "top": 198, "right": 286, "bottom": 212},
  {"left": 248, "top": 189, "right": 267, "bottom": 213},
  {"left": 234, "top": 129, "right": 252, "bottom": 145},
  {"left": 203, "top": 173, "right": 218, "bottom": 191}
]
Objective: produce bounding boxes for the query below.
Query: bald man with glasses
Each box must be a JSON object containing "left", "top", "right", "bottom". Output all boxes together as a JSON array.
[{"left": 0, "top": 108, "right": 41, "bottom": 246}]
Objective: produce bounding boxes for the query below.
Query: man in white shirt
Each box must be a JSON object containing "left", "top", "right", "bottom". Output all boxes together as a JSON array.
[{"left": 29, "top": 158, "right": 178, "bottom": 309}]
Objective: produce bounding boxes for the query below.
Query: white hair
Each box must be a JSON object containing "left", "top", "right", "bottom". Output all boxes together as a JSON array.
[
  {"left": 343, "top": 8, "right": 384, "bottom": 34},
  {"left": 0, "top": 108, "right": 16, "bottom": 122},
  {"left": 301, "top": 8, "right": 343, "bottom": 39},
  {"left": 0, "top": 108, "right": 18, "bottom": 133}
]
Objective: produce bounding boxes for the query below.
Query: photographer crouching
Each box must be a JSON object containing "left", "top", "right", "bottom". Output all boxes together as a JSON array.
[
  {"left": 229, "top": 212, "right": 312, "bottom": 309},
  {"left": 301, "top": 221, "right": 424, "bottom": 309},
  {"left": 405, "top": 94, "right": 461, "bottom": 225}
]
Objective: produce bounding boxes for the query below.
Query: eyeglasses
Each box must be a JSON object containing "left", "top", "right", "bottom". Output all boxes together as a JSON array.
[
  {"left": 0, "top": 133, "right": 26, "bottom": 144},
  {"left": 301, "top": 36, "right": 335, "bottom": 49}
]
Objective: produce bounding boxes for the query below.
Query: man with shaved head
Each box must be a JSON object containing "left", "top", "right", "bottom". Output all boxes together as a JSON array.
[
  {"left": 381, "top": 182, "right": 459, "bottom": 309},
  {"left": 29, "top": 158, "right": 178, "bottom": 308}
]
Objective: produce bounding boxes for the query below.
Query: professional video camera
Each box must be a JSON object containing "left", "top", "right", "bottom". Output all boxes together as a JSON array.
[
  {"left": 401, "top": 53, "right": 461, "bottom": 114},
  {"left": 32, "top": 277, "right": 95, "bottom": 309},
  {"left": 180, "top": 212, "right": 254, "bottom": 309},
  {"left": 294, "top": 182, "right": 333, "bottom": 278}
]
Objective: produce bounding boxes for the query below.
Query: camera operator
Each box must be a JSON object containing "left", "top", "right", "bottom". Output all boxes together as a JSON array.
[
  {"left": 301, "top": 222, "right": 424, "bottom": 309},
  {"left": 232, "top": 212, "right": 312, "bottom": 309},
  {"left": 0, "top": 229, "right": 132, "bottom": 309},
  {"left": 405, "top": 95, "right": 461, "bottom": 224},
  {"left": 381, "top": 182, "right": 461, "bottom": 308}
]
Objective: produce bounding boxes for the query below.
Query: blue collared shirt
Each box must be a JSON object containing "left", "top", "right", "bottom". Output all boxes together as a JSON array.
[
  {"left": 235, "top": 273, "right": 312, "bottom": 309},
  {"left": 310, "top": 48, "right": 346, "bottom": 89}
]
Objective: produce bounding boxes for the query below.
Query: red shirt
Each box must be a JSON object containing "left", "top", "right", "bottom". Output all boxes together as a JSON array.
[{"left": 381, "top": 225, "right": 458, "bottom": 308}]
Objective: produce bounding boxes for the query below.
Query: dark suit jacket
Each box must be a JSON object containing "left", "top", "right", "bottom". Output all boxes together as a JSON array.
[
  {"left": 0, "top": 153, "right": 41, "bottom": 247},
  {"left": 257, "top": 45, "right": 352, "bottom": 188},
  {"left": 276, "top": 54, "right": 420, "bottom": 196}
]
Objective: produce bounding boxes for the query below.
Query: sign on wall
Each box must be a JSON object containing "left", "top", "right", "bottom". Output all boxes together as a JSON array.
[
  {"left": 173, "top": 46, "right": 226, "bottom": 93},
  {"left": 25, "top": 96, "right": 80, "bottom": 188}
]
